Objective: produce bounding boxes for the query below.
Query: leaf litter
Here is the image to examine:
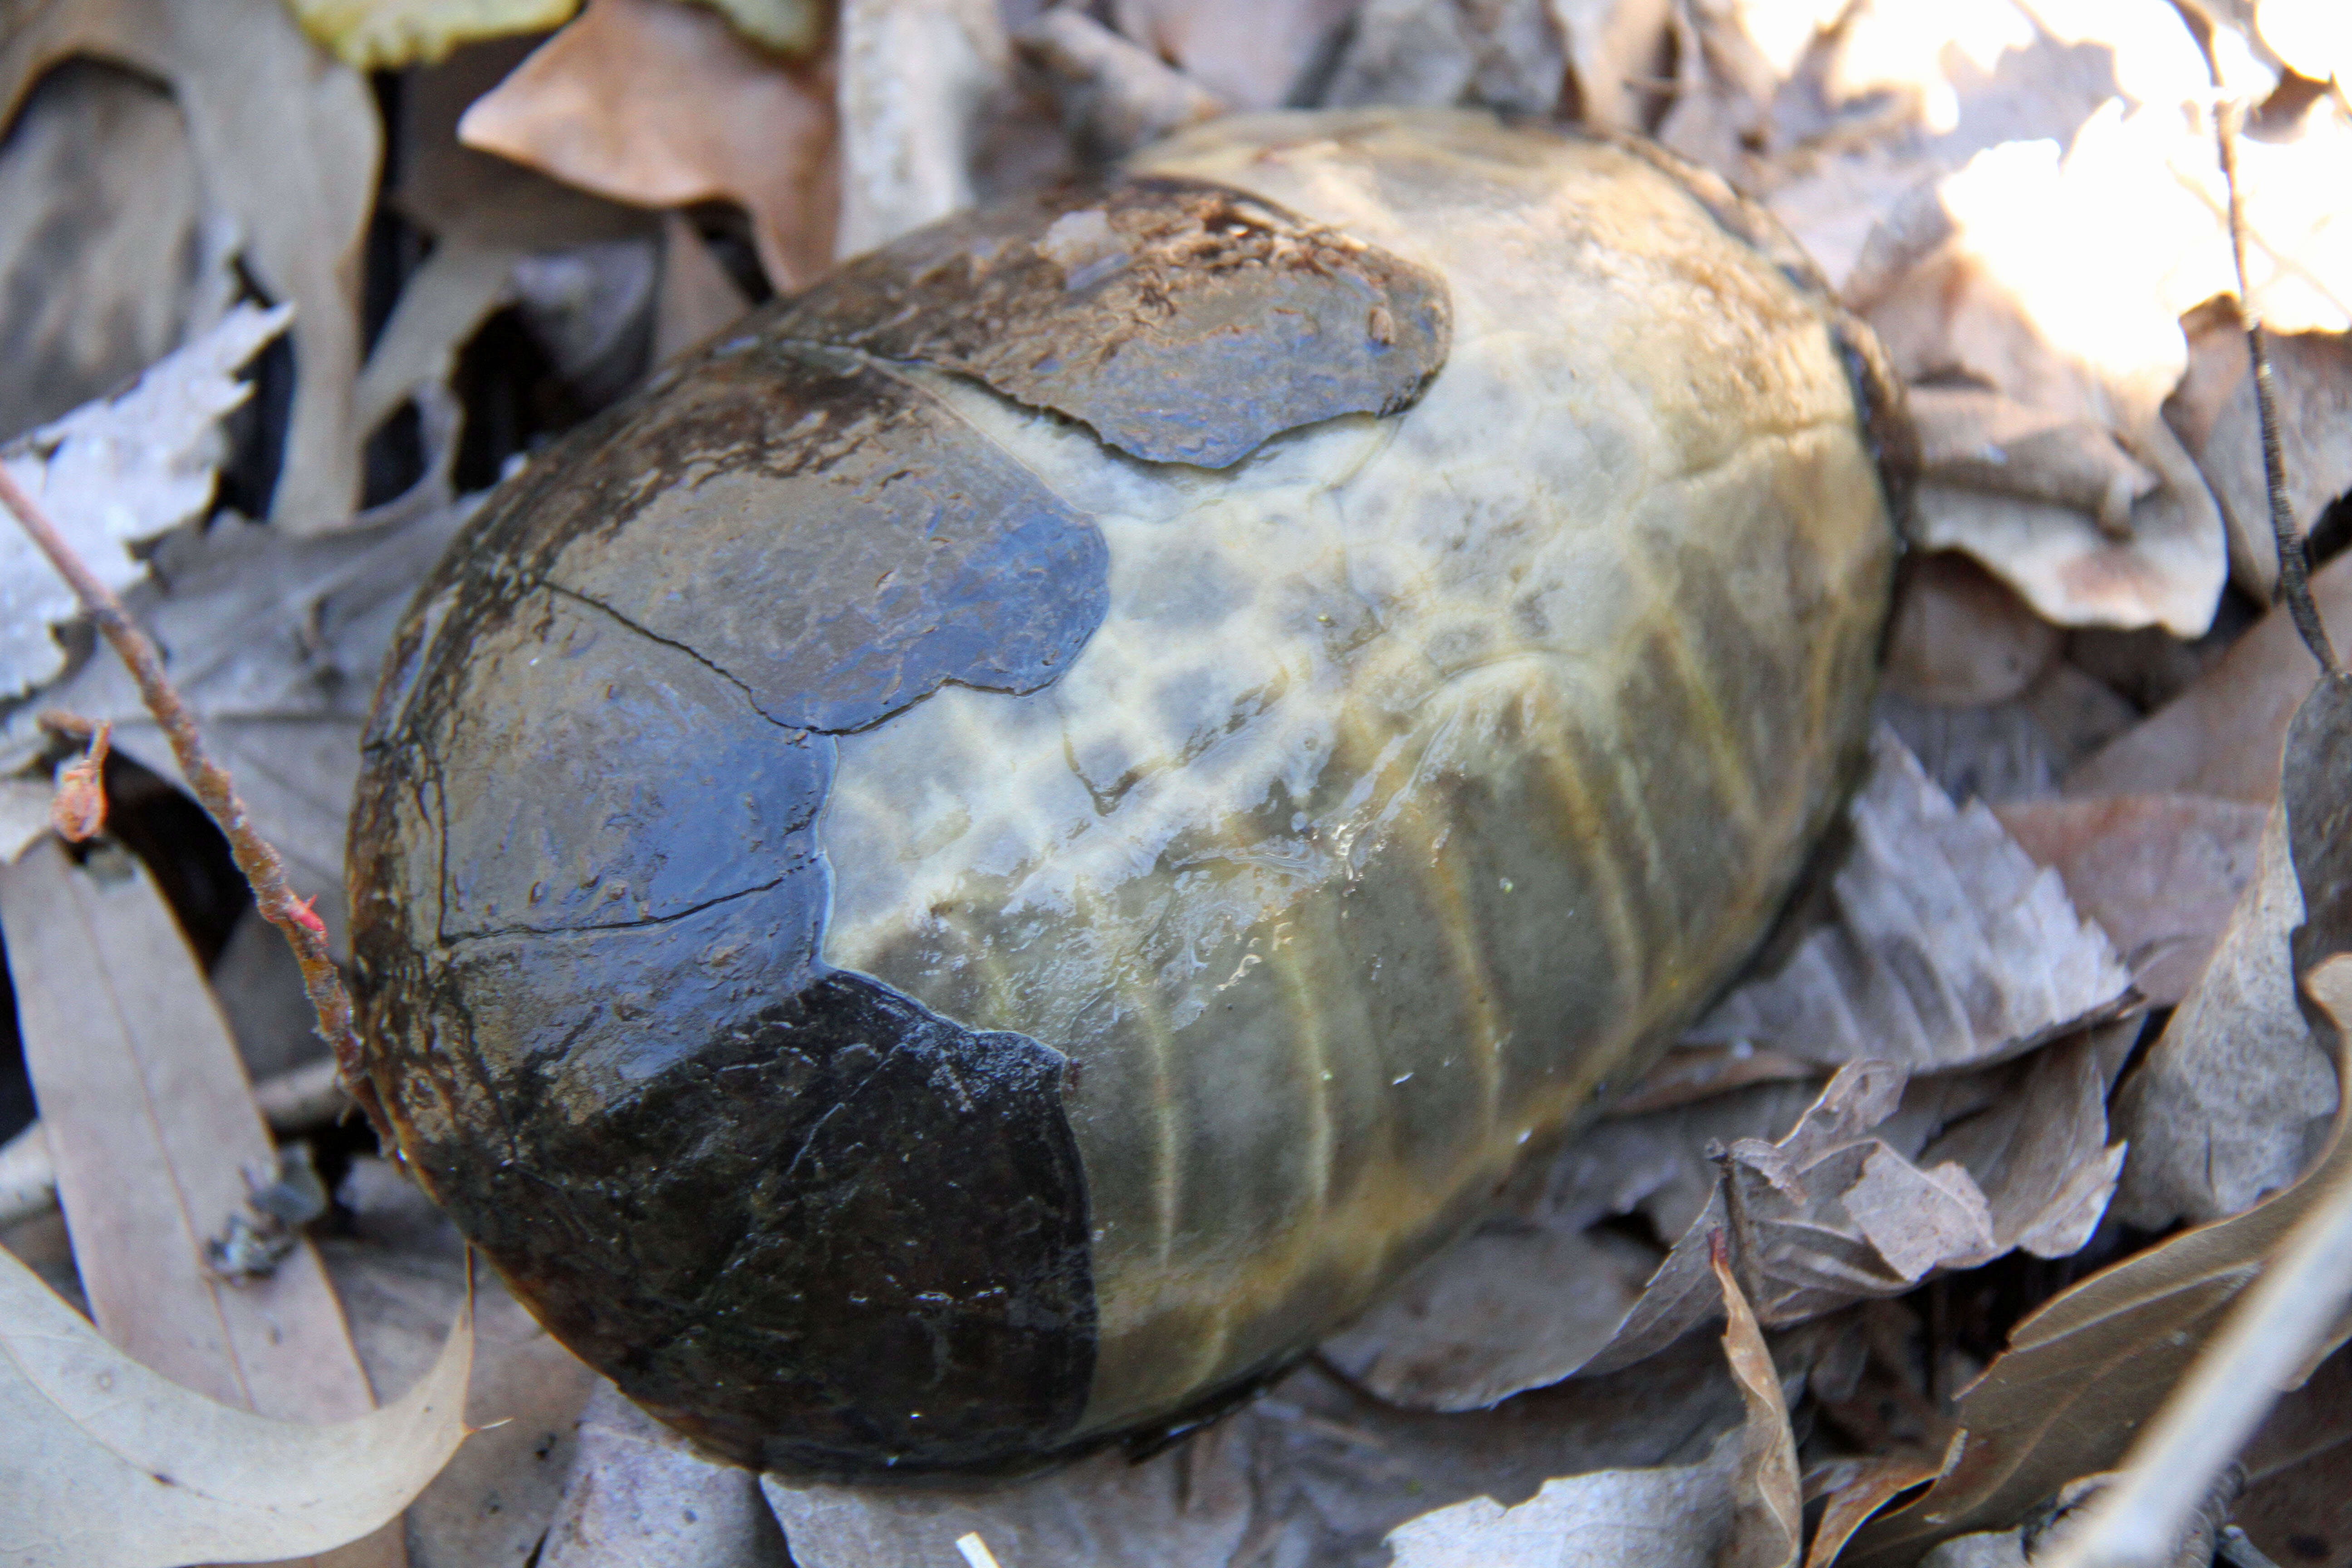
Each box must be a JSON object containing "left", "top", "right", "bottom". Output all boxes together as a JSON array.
[{"left": 5, "top": 0, "right": 2352, "bottom": 1564}]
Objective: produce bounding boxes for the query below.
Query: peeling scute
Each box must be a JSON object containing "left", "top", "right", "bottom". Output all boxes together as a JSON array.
[
  {"left": 540, "top": 342, "right": 1109, "bottom": 733},
  {"left": 772, "top": 176, "right": 1452, "bottom": 468}
]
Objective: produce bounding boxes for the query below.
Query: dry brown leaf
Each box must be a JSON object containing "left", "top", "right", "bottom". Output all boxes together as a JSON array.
[
  {"left": 1715, "top": 1242, "right": 1803, "bottom": 1568},
  {"left": 1686, "top": 730, "right": 2134, "bottom": 1073},
  {"left": 1109, "top": 0, "right": 1361, "bottom": 111},
  {"left": 1843, "top": 674, "right": 2352, "bottom": 1566},
  {"left": 2067, "top": 548, "right": 2352, "bottom": 803},
  {"left": 284, "top": 0, "right": 578, "bottom": 70},
  {"left": 0, "top": 0, "right": 379, "bottom": 530},
  {"left": 539, "top": 1381, "right": 787, "bottom": 1566},
  {"left": 2234, "top": 1343, "right": 2352, "bottom": 1568},
  {"left": 457, "top": 0, "right": 836, "bottom": 290},
  {"left": 1876, "top": 664, "right": 2141, "bottom": 808},
  {"left": 0, "top": 1235, "right": 470, "bottom": 1568},
  {"left": 0, "top": 58, "right": 231, "bottom": 445},
  {"left": 1994, "top": 792, "right": 2269, "bottom": 1005},
  {"left": 1885, "top": 552, "right": 2065, "bottom": 706}
]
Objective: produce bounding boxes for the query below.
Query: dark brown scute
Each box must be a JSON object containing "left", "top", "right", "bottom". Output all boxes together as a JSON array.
[{"left": 772, "top": 174, "right": 1452, "bottom": 468}]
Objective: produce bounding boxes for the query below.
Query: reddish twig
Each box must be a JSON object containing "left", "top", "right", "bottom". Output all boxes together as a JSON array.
[{"left": 0, "top": 465, "right": 392, "bottom": 1143}]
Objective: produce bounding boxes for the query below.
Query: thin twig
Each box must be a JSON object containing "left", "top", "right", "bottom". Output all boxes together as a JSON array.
[
  {"left": 2180, "top": 0, "right": 2340, "bottom": 674},
  {"left": 0, "top": 466, "right": 392, "bottom": 1143}
]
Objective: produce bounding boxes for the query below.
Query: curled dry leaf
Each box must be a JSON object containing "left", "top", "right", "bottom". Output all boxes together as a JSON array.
[
  {"left": 1842, "top": 674, "right": 2352, "bottom": 1567},
  {"left": 1380, "top": 1244, "right": 1798, "bottom": 1568},
  {"left": 0, "top": 1243, "right": 471, "bottom": 1568},
  {"left": 458, "top": 0, "right": 837, "bottom": 290},
  {"left": 0, "top": 0, "right": 378, "bottom": 529},
  {"left": 0, "top": 303, "right": 289, "bottom": 701},
  {"left": 46, "top": 718, "right": 108, "bottom": 842},
  {"left": 284, "top": 0, "right": 578, "bottom": 70},
  {"left": 1994, "top": 792, "right": 2269, "bottom": 1006},
  {"left": 1685, "top": 729, "right": 2134, "bottom": 1073}
]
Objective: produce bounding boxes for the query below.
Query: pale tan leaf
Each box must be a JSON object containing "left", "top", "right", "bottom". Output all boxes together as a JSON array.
[
  {"left": 539, "top": 1381, "right": 786, "bottom": 1566},
  {"left": 0, "top": 304, "right": 288, "bottom": 700},
  {"left": 1687, "top": 730, "right": 2135, "bottom": 1073},
  {"left": 1911, "top": 386, "right": 2159, "bottom": 532},
  {"left": 283, "top": 0, "right": 578, "bottom": 70},
  {"left": 1884, "top": 551, "right": 2064, "bottom": 707},
  {"left": 1016, "top": 7, "right": 1225, "bottom": 166},
  {"left": 833, "top": 0, "right": 1008, "bottom": 259},
  {"left": 1548, "top": 0, "right": 1676, "bottom": 132},
  {"left": 457, "top": 0, "right": 836, "bottom": 289},
  {"left": 1994, "top": 793, "right": 2268, "bottom": 1006},
  {"left": 0, "top": 0, "right": 379, "bottom": 529},
  {"left": 0, "top": 1242, "right": 470, "bottom": 1568},
  {"left": 2257, "top": 0, "right": 2351, "bottom": 81},
  {"left": 653, "top": 212, "right": 754, "bottom": 366}
]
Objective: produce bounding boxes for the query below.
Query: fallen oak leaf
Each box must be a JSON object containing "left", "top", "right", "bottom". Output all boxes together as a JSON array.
[
  {"left": 0, "top": 1244, "right": 472, "bottom": 1568},
  {"left": 457, "top": 0, "right": 837, "bottom": 290}
]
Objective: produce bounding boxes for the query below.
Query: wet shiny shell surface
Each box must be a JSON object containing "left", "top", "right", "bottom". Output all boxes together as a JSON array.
[{"left": 348, "top": 109, "right": 1901, "bottom": 1481}]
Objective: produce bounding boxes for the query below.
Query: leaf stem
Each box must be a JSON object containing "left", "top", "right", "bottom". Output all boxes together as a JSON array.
[{"left": 0, "top": 465, "right": 392, "bottom": 1144}]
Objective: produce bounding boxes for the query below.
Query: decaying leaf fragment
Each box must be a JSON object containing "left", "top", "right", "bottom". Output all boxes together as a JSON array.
[
  {"left": 0, "top": 1245, "right": 471, "bottom": 1568},
  {"left": 540, "top": 1381, "right": 787, "bottom": 1567},
  {"left": 0, "top": 304, "right": 289, "bottom": 701},
  {"left": 1686, "top": 729, "right": 2134, "bottom": 1073},
  {"left": 457, "top": 0, "right": 837, "bottom": 289}
]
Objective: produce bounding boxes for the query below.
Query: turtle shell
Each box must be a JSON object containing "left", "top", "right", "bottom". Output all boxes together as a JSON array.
[{"left": 348, "top": 108, "right": 1905, "bottom": 1481}]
